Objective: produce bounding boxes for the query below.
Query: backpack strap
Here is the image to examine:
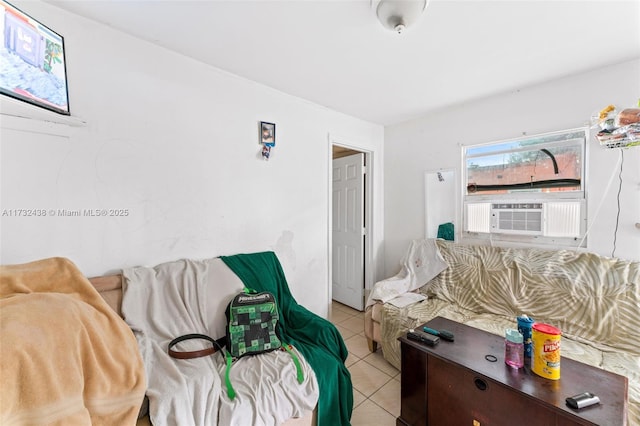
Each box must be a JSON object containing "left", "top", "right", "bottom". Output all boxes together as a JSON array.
[
  {"left": 224, "top": 350, "right": 236, "bottom": 400},
  {"left": 281, "top": 343, "right": 304, "bottom": 384},
  {"left": 223, "top": 287, "right": 253, "bottom": 401}
]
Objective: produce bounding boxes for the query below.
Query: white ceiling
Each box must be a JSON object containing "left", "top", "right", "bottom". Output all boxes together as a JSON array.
[{"left": 46, "top": 0, "right": 640, "bottom": 126}]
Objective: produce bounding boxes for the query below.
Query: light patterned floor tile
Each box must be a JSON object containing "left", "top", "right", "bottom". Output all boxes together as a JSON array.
[
  {"left": 350, "top": 399, "right": 397, "bottom": 426},
  {"left": 330, "top": 300, "right": 359, "bottom": 315},
  {"left": 363, "top": 351, "right": 400, "bottom": 377},
  {"left": 335, "top": 323, "right": 356, "bottom": 341},
  {"left": 339, "top": 315, "right": 365, "bottom": 334},
  {"left": 332, "top": 301, "right": 354, "bottom": 313},
  {"left": 352, "top": 388, "right": 367, "bottom": 408},
  {"left": 345, "top": 352, "right": 359, "bottom": 367},
  {"left": 369, "top": 378, "right": 401, "bottom": 417},
  {"left": 344, "top": 333, "right": 372, "bottom": 359},
  {"left": 349, "top": 359, "right": 393, "bottom": 397},
  {"left": 331, "top": 299, "right": 401, "bottom": 424},
  {"left": 330, "top": 308, "right": 353, "bottom": 324},
  {"left": 351, "top": 311, "right": 365, "bottom": 321}
]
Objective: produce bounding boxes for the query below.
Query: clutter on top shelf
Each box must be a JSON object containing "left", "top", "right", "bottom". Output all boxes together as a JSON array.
[{"left": 591, "top": 102, "right": 640, "bottom": 149}]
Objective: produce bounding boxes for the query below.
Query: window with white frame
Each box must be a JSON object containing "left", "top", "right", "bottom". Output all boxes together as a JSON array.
[{"left": 463, "top": 128, "right": 587, "bottom": 247}]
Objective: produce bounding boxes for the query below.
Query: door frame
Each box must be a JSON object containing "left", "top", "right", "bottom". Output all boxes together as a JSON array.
[{"left": 328, "top": 135, "right": 375, "bottom": 312}]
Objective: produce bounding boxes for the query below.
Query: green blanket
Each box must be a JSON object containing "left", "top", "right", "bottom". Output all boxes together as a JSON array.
[{"left": 220, "top": 252, "right": 353, "bottom": 426}]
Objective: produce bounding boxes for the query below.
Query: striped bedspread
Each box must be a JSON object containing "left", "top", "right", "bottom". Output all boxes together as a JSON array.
[{"left": 379, "top": 240, "right": 640, "bottom": 424}]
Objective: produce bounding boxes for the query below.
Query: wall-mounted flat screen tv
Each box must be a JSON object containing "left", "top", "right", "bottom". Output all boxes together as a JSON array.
[{"left": 0, "top": 1, "right": 70, "bottom": 115}]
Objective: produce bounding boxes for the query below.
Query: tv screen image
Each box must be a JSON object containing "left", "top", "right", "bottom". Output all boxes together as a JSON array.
[{"left": 0, "top": 1, "right": 69, "bottom": 115}]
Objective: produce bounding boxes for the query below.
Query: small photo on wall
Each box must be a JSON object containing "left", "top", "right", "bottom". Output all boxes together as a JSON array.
[
  {"left": 260, "top": 121, "right": 276, "bottom": 146},
  {"left": 262, "top": 144, "right": 271, "bottom": 160}
]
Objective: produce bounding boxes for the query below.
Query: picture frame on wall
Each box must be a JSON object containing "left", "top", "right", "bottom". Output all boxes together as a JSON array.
[{"left": 260, "top": 121, "right": 276, "bottom": 146}]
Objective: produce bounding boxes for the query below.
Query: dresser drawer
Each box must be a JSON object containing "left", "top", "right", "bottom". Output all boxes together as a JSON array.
[{"left": 427, "top": 356, "right": 556, "bottom": 425}]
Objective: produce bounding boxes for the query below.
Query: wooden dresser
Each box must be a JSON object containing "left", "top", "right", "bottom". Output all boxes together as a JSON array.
[{"left": 397, "top": 317, "right": 628, "bottom": 426}]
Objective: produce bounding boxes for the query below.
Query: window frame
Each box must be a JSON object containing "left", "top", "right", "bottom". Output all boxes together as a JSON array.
[{"left": 461, "top": 127, "right": 589, "bottom": 248}]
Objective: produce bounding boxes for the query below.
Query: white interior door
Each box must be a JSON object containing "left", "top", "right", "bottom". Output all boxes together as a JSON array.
[{"left": 332, "top": 153, "right": 364, "bottom": 310}]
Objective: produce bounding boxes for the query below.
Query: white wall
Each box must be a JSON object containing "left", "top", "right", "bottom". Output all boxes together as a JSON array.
[
  {"left": 384, "top": 59, "right": 640, "bottom": 274},
  {"left": 0, "top": 1, "right": 384, "bottom": 317}
]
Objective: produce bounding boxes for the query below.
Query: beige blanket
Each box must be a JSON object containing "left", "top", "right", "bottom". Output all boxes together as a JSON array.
[{"left": 0, "top": 257, "right": 146, "bottom": 426}]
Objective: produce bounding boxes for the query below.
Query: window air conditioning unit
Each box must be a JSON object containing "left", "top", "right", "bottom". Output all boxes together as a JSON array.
[
  {"left": 466, "top": 201, "right": 582, "bottom": 238},
  {"left": 490, "top": 203, "right": 543, "bottom": 235}
]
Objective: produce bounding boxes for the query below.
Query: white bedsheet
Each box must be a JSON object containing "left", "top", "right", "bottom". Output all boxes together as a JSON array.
[{"left": 121, "top": 257, "right": 318, "bottom": 426}]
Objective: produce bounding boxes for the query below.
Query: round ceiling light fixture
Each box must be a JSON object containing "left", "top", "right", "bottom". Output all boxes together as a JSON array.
[{"left": 374, "top": 0, "right": 428, "bottom": 34}]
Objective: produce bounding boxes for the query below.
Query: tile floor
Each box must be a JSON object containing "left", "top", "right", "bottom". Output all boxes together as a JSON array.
[{"left": 330, "top": 301, "right": 401, "bottom": 426}]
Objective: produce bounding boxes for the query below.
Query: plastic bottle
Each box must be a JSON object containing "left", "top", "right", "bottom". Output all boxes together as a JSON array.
[
  {"left": 505, "top": 329, "right": 524, "bottom": 369},
  {"left": 517, "top": 314, "right": 535, "bottom": 359}
]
